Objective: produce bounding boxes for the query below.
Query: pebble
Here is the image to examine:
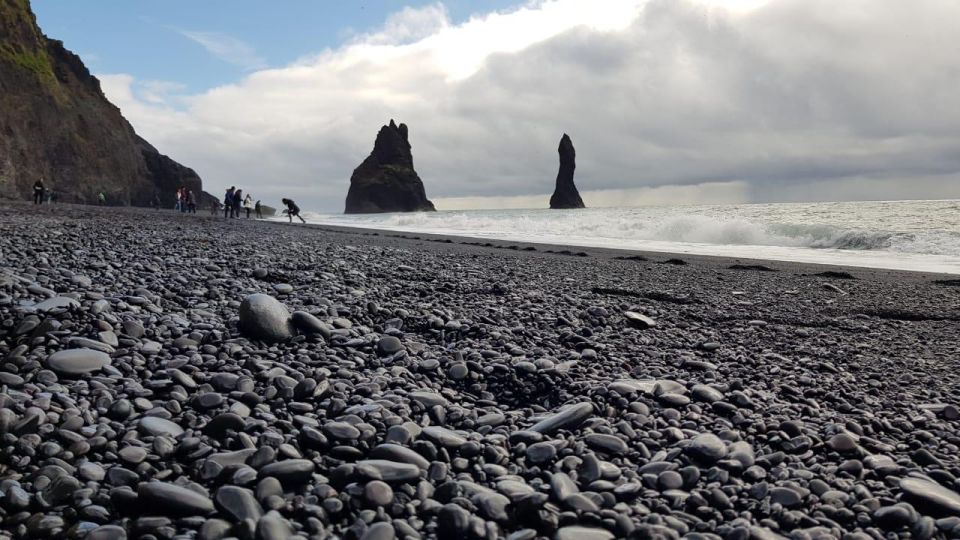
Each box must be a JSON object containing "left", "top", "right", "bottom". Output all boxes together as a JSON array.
[
  {"left": 137, "top": 482, "right": 215, "bottom": 516},
  {"left": 900, "top": 477, "right": 960, "bottom": 517},
  {"left": 238, "top": 293, "right": 293, "bottom": 341},
  {"left": 45, "top": 348, "right": 111, "bottom": 375},
  {"left": 687, "top": 433, "right": 727, "bottom": 463},
  {"left": 1, "top": 207, "right": 956, "bottom": 540}
]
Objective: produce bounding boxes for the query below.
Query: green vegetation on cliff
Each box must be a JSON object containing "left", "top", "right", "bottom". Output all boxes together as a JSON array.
[{"left": 0, "top": 45, "right": 55, "bottom": 84}]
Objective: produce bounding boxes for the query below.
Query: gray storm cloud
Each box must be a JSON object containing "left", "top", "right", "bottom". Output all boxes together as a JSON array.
[{"left": 99, "top": 0, "right": 960, "bottom": 212}]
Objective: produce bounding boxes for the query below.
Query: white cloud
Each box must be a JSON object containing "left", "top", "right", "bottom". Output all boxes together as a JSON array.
[
  {"left": 177, "top": 30, "right": 267, "bottom": 71},
  {"left": 100, "top": 0, "right": 960, "bottom": 212}
]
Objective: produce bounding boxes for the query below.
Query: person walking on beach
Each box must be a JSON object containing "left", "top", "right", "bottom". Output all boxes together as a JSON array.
[
  {"left": 33, "top": 179, "right": 45, "bottom": 205},
  {"left": 232, "top": 189, "right": 243, "bottom": 219},
  {"left": 255, "top": 200, "right": 263, "bottom": 219},
  {"left": 97, "top": 192, "right": 106, "bottom": 205},
  {"left": 223, "top": 187, "right": 235, "bottom": 218},
  {"left": 175, "top": 188, "right": 182, "bottom": 212},
  {"left": 243, "top": 193, "right": 253, "bottom": 218},
  {"left": 282, "top": 198, "right": 306, "bottom": 223},
  {"left": 188, "top": 190, "right": 197, "bottom": 213}
]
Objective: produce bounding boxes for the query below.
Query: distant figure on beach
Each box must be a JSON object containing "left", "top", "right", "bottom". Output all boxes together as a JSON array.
[
  {"left": 45, "top": 189, "right": 54, "bottom": 204},
  {"left": 175, "top": 188, "right": 182, "bottom": 212},
  {"left": 243, "top": 193, "right": 253, "bottom": 218},
  {"left": 97, "top": 192, "right": 105, "bottom": 205},
  {"left": 223, "top": 187, "right": 235, "bottom": 218},
  {"left": 282, "top": 198, "right": 306, "bottom": 223},
  {"left": 255, "top": 200, "right": 263, "bottom": 219},
  {"left": 188, "top": 190, "right": 197, "bottom": 213},
  {"left": 33, "top": 179, "right": 45, "bottom": 204},
  {"left": 151, "top": 193, "right": 161, "bottom": 210},
  {"left": 232, "top": 189, "right": 243, "bottom": 219}
]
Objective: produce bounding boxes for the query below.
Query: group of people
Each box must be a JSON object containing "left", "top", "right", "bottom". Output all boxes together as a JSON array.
[
  {"left": 32, "top": 179, "right": 55, "bottom": 204},
  {"left": 29, "top": 178, "right": 306, "bottom": 224},
  {"left": 174, "top": 186, "right": 198, "bottom": 213},
  {"left": 222, "top": 186, "right": 261, "bottom": 219}
]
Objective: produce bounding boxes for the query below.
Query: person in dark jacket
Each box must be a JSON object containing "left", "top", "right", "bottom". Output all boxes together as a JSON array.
[
  {"left": 281, "top": 198, "right": 306, "bottom": 223},
  {"left": 255, "top": 200, "right": 263, "bottom": 219},
  {"left": 33, "top": 179, "right": 45, "bottom": 205},
  {"left": 223, "top": 187, "right": 235, "bottom": 218},
  {"left": 232, "top": 189, "right": 243, "bottom": 218}
]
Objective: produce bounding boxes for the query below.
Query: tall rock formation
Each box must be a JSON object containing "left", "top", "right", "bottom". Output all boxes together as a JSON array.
[
  {"left": 0, "top": 0, "right": 212, "bottom": 206},
  {"left": 549, "top": 133, "right": 585, "bottom": 209},
  {"left": 345, "top": 120, "right": 436, "bottom": 214}
]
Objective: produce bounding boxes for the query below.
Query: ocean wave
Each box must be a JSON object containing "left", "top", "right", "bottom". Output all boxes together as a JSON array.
[{"left": 299, "top": 200, "right": 960, "bottom": 261}]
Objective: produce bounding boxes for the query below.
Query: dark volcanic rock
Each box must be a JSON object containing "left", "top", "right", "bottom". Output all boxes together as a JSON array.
[
  {"left": 238, "top": 294, "right": 292, "bottom": 342},
  {"left": 45, "top": 348, "right": 110, "bottom": 375},
  {"left": 549, "top": 134, "right": 585, "bottom": 209},
  {"left": 344, "top": 120, "right": 436, "bottom": 214},
  {"left": 1, "top": 205, "right": 959, "bottom": 540},
  {"left": 0, "top": 1, "right": 211, "bottom": 206},
  {"left": 137, "top": 482, "right": 214, "bottom": 516}
]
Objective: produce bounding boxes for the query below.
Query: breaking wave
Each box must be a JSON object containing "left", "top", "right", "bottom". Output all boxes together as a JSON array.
[{"left": 298, "top": 199, "right": 960, "bottom": 273}]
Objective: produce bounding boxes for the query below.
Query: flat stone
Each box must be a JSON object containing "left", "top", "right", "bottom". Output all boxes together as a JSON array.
[
  {"left": 369, "top": 443, "right": 431, "bottom": 470},
  {"left": 139, "top": 416, "right": 184, "bottom": 437},
  {"left": 355, "top": 460, "right": 421, "bottom": 482},
  {"left": 45, "top": 348, "right": 111, "bottom": 376},
  {"left": 624, "top": 311, "right": 656, "bottom": 329},
  {"left": 291, "top": 311, "right": 330, "bottom": 336},
  {"left": 323, "top": 421, "right": 361, "bottom": 440},
  {"left": 85, "top": 525, "right": 127, "bottom": 540},
  {"left": 554, "top": 526, "right": 614, "bottom": 540},
  {"left": 769, "top": 486, "right": 803, "bottom": 508},
  {"left": 32, "top": 296, "right": 80, "bottom": 312},
  {"left": 421, "top": 426, "right": 466, "bottom": 448},
  {"left": 900, "top": 477, "right": 960, "bottom": 517},
  {"left": 258, "top": 459, "right": 315, "bottom": 485},
  {"left": 138, "top": 482, "right": 214, "bottom": 516},
  {"left": 529, "top": 402, "right": 594, "bottom": 435},
  {"left": 408, "top": 391, "right": 449, "bottom": 407},
  {"left": 691, "top": 384, "right": 724, "bottom": 403},
  {"left": 585, "top": 433, "right": 628, "bottom": 454},
  {"left": 361, "top": 522, "right": 395, "bottom": 540}
]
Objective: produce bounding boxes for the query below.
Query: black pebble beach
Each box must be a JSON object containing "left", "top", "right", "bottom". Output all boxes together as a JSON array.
[{"left": 1, "top": 203, "right": 959, "bottom": 540}]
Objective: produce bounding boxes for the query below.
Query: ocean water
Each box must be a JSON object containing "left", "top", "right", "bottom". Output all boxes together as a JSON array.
[{"left": 295, "top": 200, "right": 960, "bottom": 274}]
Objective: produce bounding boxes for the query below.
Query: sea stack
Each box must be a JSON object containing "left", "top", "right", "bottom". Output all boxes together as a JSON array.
[
  {"left": 549, "top": 133, "right": 585, "bottom": 209},
  {"left": 344, "top": 120, "right": 436, "bottom": 214}
]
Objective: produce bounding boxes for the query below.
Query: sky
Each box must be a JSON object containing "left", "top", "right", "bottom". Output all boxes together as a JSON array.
[{"left": 32, "top": 0, "right": 960, "bottom": 212}]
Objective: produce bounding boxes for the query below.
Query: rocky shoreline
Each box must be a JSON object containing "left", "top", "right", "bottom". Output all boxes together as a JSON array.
[{"left": 1, "top": 203, "right": 959, "bottom": 540}]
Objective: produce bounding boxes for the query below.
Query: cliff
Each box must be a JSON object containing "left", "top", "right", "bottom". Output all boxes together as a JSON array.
[
  {"left": 549, "top": 133, "right": 585, "bottom": 209},
  {"left": 344, "top": 120, "right": 436, "bottom": 214},
  {"left": 0, "top": 0, "right": 212, "bottom": 206}
]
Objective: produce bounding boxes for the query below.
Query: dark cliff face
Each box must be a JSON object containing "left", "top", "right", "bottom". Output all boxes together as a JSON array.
[
  {"left": 344, "top": 120, "right": 436, "bottom": 214},
  {"left": 0, "top": 0, "right": 210, "bottom": 207},
  {"left": 549, "top": 133, "right": 585, "bottom": 209}
]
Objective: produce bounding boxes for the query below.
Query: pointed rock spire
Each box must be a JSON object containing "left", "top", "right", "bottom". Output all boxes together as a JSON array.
[{"left": 549, "top": 134, "right": 585, "bottom": 209}]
